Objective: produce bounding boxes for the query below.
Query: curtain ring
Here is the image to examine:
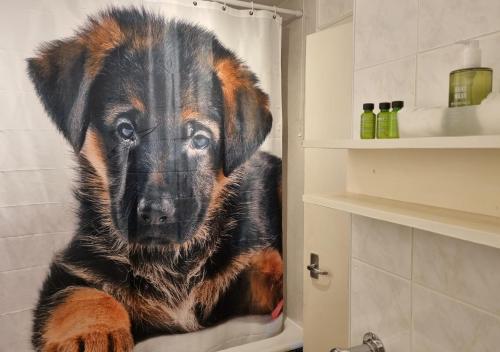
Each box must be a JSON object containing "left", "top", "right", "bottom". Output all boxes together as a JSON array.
[
  {"left": 222, "top": 2, "right": 226, "bottom": 11},
  {"left": 249, "top": 1, "right": 254, "bottom": 15},
  {"left": 273, "top": 6, "right": 277, "bottom": 19}
]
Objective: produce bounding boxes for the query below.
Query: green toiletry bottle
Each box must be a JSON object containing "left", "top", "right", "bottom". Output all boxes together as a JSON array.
[
  {"left": 376, "top": 102, "right": 391, "bottom": 139},
  {"left": 449, "top": 40, "right": 493, "bottom": 107},
  {"left": 360, "top": 103, "right": 376, "bottom": 139},
  {"left": 387, "top": 100, "right": 404, "bottom": 138}
]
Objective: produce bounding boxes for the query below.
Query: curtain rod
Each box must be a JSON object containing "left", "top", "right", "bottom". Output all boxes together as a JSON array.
[{"left": 207, "top": 0, "right": 303, "bottom": 18}]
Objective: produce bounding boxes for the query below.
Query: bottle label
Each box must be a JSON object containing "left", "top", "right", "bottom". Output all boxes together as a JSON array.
[
  {"left": 452, "top": 85, "right": 469, "bottom": 106},
  {"left": 377, "top": 114, "right": 388, "bottom": 138},
  {"left": 360, "top": 114, "right": 375, "bottom": 139}
]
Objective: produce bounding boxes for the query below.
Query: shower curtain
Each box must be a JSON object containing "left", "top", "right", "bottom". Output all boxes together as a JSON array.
[{"left": 0, "top": 1, "right": 282, "bottom": 351}]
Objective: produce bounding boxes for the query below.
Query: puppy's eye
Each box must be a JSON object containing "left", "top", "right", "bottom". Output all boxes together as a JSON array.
[
  {"left": 117, "top": 122, "right": 135, "bottom": 140},
  {"left": 191, "top": 133, "right": 210, "bottom": 149}
]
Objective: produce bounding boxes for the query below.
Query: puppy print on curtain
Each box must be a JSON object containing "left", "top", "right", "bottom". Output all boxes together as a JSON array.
[{"left": 27, "top": 7, "right": 282, "bottom": 352}]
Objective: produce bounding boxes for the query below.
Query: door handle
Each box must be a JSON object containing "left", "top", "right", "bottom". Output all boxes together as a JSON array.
[
  {"left": 307, "top": 253, "right": 328, "bottom": 279},
  {"left": 306, "top": 263, "right": 328, "bottom": 276}
]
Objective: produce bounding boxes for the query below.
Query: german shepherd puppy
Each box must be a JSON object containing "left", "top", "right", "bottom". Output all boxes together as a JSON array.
[{"left": 27, "top": 8, "right": 282, "bottom": 352}]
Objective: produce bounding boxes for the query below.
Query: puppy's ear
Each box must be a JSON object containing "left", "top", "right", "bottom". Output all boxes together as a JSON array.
[
  {"left": 27, "top": 13, "right": 125, "bottom": 151},
  {"left": 214, "top": 42, "right": 273, "bottom": 176},
  {"left": 27, "top": 39, "right": 92, "bottom": 151}
]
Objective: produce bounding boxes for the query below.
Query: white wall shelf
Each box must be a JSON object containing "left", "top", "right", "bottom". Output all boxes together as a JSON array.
[
  {"left": 303, "top": 135, "right": 500, "bottom": 149},
  {"left": 302, "top": 193, "right": 500, "bottom": 249}
]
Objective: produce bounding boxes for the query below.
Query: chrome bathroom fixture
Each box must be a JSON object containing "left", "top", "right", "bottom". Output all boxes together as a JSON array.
[
  {"left": 331, "top": 332, "right": 385, "bottom": 352},
  {"left": 306, "top": 253, "right": 328, "bottom": 279}
]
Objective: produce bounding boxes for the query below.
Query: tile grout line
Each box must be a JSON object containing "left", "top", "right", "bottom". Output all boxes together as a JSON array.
[
  {"left": 349, "top": 3, "right": 357, "bottom": 343},
  {"left": 0, "top": 231, "right": 72, "bottom": 240},
  {"left": 0, "top": 201, "right": 75, "bottom": 209},
  {"left": 351, "top": 257, "right": 411, "bottom": 282},
  {"left": 354, "top": 29, "right": 500, "bottom": 73},
  {"left": 0, "top": 167, "right": 74, "bottom": 173},
  {"left": 354, "top": 53, "right": 416, "bottom": 72},
  {"left": 0, "top": 264, "right": 48, "bottom": 275},
  {"left": 351, "top": 0, "right": 357, "bottom": 140},
  {"left": 0, "top": 307, "right": 33, "bottom": 317},
  {"left": 414, "top": 0, "right": 421, "bottom": 111},
  {"left": 412, "top": 282, "right": 500, "bottom": 322},
  {"left": 418, "top": 28, "right": 500, "bottom": 55}
]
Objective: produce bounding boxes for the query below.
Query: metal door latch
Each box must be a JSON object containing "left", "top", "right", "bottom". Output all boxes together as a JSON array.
[
  {"left": 331, "top": 332, "right": 385, "bottom": 352},
  {"left": 306, "top": 253, "right": 328, "bottom": 279}
]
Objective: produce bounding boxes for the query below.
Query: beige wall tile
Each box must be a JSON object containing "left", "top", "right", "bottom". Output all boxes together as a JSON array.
[
  {"left": 352, "top": 56, "right": 416, "bottom": 138},
  {"left": 416, "top": 32, "right": 500, "bottom": 108},
  {"left": 419, "top": 0, "right": 500, "bottom": 51},
  {"left": 0, "top": 131, "right": 71, "bottom": 171},
  {"left": 352, "top": 216, "right": 412, "bottom": 278},
  {"left": 413, "top": 229, "right": 500, "bottom": 316},
  {"left": 416, "top": 45, "right": 462, "bottom": 108},
  {"left": 351, "top": 260, "right": 411, "bottom": 352},
  {"left": 0, "top": 310, "right": 33, "bottom": 351},
  {"left": 0, "top": 169, "right": 74, "bottom": 207},
  {"left": 413, "top": 284, "right": 500, "bottom": 352},
  {"left": 0, "top": 203, "right": 76, "bottom": 238},
  {"left": 354, "top": 0, "right": 417, "bottom": 69},
  {"left": 317, "top": 0, "right": 353, "bottom": 29},
  {"left": 0, "top": 232, "right": 71, "bottom": 271},
  {"left": 0, "top": 266, "right": 47, "bottom": 314}
]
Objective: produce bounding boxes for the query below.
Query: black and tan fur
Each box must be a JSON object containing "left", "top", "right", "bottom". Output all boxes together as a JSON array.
[{"left": 28, "top": 7, "right": 282, "bottom": 352}]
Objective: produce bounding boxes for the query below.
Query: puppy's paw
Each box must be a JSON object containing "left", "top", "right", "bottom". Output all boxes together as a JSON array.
[
  {"left": 44, "top": 327, "right": 133, "bottom": 352},
  {"left": 249, "top": 248, "right": 284, "bottom": 313},
  {"left": 41, "top": 288, "right": 133, "bottom": 352}
]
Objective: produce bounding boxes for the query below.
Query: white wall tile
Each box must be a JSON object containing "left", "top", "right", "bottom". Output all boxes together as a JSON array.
[
  {"left": 416, "top": 45, "right": 462, "bottom": 108},
  {"left": 419, "top": 0, "right": 500, "bottom": 51},
  {"left": 0, "top": 5, "right": 47, "bottom": 55},
  {"left": 413, "top": 284, "right": 500, "bottom": 352},
  {"left": 413, "top": 229, "right": 500, "bottom": 316},
  {"left": 353, "top": 56, "right": 416, "bottom": 138},
  {"left": 354, "top": 0, "right": 418, "bottom": 68},
  {"left": 0, "top": 309, "right": 33, "bottom": 352},
  {"left": 317, "top": 0, "right": 353, "bottom": 29},
  {"left": 0, "top": 130, "right": 73, "bottom": 171},
  {"left": 0, "top": 50, "right": 33, "bottom": 94},
  {"left": 0, "top": 203, "right": 76, "bottom": 238},
  {"left": 351, "top": 260, "right": 411, "bottom": 352},
  {"left": 0, "top": 232, "right": 71, "bottom": 272},
  {"left": 0, "top": 266, "right": 47, "bottom": 314},
  {"left": 416, "top": 32, "right": 500, "bottom": 108},
  {"left": 352, "top": 216, "right": 412, "bottom": 278},
  {"left": 351, "top": 1, "right": 500, "bottom": 348},
  {"left": 0, "top": 169, "right": 74, "bottom": 207},
  {"left": 479, "top": 32, "right": 500, "bottom": 94},
  {"left": 0, "top": 91, "right": 52, "bottom": 131}
]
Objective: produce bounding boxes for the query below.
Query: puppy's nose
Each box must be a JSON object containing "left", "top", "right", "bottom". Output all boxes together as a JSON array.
[{"left": 137, "top": 197, "right": 175, "bottom": 225}]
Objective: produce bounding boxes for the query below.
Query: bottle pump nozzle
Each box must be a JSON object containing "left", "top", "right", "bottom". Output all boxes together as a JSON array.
[{"left": 457, "top": 39, "right": 481, "bottom": 68}]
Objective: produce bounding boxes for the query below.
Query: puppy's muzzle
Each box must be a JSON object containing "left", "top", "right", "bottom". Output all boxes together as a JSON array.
[{"left": 137, "top": 195, "right": 175, "bottom": 226}]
